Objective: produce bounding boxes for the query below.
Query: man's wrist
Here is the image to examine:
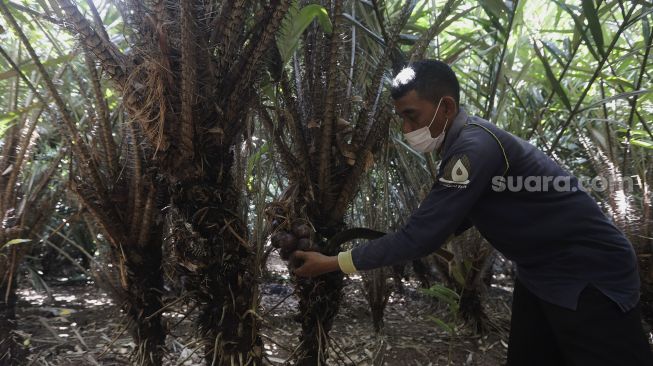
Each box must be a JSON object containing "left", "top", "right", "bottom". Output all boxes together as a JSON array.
[{"left": 337, "top": 250, "right": 357, "bottom": 274}]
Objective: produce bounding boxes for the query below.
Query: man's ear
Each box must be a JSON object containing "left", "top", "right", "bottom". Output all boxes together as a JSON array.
[{"left": 443, "top": 96, "right": 458, "bottom": 120}]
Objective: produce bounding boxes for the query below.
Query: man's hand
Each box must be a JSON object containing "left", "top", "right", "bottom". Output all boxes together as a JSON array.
[{"left": 291, "top": 251, "right": 340, "bottom": 277}]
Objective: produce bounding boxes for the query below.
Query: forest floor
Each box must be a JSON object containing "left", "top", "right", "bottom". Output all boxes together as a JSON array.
[{"left": 16, "top": 253, "right": 513, "bottom": 365}]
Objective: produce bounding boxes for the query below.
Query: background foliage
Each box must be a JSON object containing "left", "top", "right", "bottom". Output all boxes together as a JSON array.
[{"left": 0, "top": 0, "right": 651, "bottom": 364}]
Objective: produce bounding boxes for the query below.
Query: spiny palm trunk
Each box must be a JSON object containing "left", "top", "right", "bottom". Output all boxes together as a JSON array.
[
  {"left": 294, "top": 226, "right": 400, "bottom": 363},
  {"left": 115, "top": 240, "right": 166, "bottom": 365},
  {"left": 0, "top": 229, "right": 31, "bottom": 365},
  {"left": 450, "top": 233, "right": 493, "bottom": 334},
  {"left": 169, "top": 160, "right": 261, "bottom": 365},
  {"left": 0, "top": 272, "right": 23, "bottom": 365},
  {"left": 268, "top": 202, "right": 345, "bottom": 365},
  {"left": 86, "top": 214, "right": 167, "bottom": 366},
  {"left": 459, "top": 271, "right": 490, "bottom": 334},
  {"left": 56, "top": 0, "right": 289, "bottom": 362},
  {"left": 417, "top": 231, "right": 493, "bottom": 334},
  {"left": 77, "top": 173, "right": 168, "bottom": 365},
  {"left": 284, "top": 1, "right": 413, "bottom": 360},
  {"left": 196, "top": 256, "right": 261, "bottom": 366},
  {"left": 363, "top": 268, "right": 391, "bottom": 333},
  {"left": 296, "top": 261, "right": 344, "bottom": 365}
]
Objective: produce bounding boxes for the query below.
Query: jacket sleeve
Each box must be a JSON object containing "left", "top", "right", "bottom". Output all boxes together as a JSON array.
[
  {"left": 349, "top": 126, "right": 506, "bottom": 271},
  {"left": 454, "top": 218, "right": 474, "bottom": 236}
]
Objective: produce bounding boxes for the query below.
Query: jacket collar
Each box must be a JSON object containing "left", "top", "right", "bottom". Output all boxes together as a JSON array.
[{"left": 439, "top": 107, "right": 468, "bottom": 156}]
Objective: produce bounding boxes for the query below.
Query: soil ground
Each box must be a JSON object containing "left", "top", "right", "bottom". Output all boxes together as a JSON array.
[{"left": 15, "top": 253, "right": 515, "bottom": 365}]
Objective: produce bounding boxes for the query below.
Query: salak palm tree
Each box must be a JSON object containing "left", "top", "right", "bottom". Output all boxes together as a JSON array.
[
  {"left": 258, "top": 1, "right": 438, "bottom": 363},
  {"left": 0, "top": 4, "right": 170, "bottom": 364},
  {"left": 0, "top": 39, "right": 64, "bottom": 366},
  {"left": 46, "top": 0, "right": 292, "bottom": 364}
]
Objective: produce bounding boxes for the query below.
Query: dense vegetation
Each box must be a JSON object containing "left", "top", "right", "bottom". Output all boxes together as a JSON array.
[{"left": 0, "top": 0, "right": 651, "bottom": 365}]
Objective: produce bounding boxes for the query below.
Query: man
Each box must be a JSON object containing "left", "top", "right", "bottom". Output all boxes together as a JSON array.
[{"left": 291, "top": 60, "right": 653, "bottom": 365}]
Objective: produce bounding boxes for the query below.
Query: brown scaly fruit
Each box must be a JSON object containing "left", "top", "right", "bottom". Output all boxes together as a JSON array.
[
  {"left": 291, "top": 222, "right": 312, "bottom": 239},
  {"left": 297, "top": 238, "right": 313, "bottom": 251},
  {"left": 279, "top": 233, "right": 298, "bottom": 260},
  {"left": 271, "top": 231, "right": 291, "bottom": 249}
]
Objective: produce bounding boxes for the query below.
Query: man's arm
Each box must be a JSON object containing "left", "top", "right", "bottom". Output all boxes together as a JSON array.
[
  {"left": 292, "top": 251, "right": 340, "bottom": 277},
  {"left": 293, "top": 125, "right": 505, "bottom": 277}
]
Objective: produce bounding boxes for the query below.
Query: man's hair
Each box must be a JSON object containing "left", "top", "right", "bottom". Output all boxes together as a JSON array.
[{"left": 390, "top": 60, "right": 460, "bottom": 105}]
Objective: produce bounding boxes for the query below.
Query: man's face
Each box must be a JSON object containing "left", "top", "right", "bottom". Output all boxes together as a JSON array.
[{"left": 393, "top": 90, "right": 456, "bottom": 136}]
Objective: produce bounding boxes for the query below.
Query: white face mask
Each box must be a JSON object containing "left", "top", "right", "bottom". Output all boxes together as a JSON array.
[{"left": 404, "top": 98, "right": 449, "bottom": 153}]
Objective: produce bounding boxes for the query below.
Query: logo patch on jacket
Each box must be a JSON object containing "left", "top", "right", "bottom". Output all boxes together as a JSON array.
[{"left": 439, "top": 154, "right": 471, "bottom": 188}]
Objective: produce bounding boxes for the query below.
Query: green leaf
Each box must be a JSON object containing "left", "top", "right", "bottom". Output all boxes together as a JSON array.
[
  {"left": 482, "top": 0, "right": 509, "bottom": 17},
  {"left": 2, "top": 238, "right": 31, "bottom": 249},
  {"left": 34, "top": 0, "right": 51, "bottom": 12},
  {"left": 277, "top": 2, "right": 333, "bottom": 64},
  {"left": 247, "top": 142, "right": 270, "bottom": 178},
  {"left": 0, "top": 120, "right": 15, "bottom": 139},
  {"left": 581, "top": 0, "right": 605, "bottom": 57},
  {"left": 533, "top": 42, "right": 572, "bottom": 111},
  {"left": 0, "top": 53, "right": 74, "bottom": 81},
  {"left": 579, "top": 90, "right": 650, "bottom": 113},
  {"left": 7, "top": 3, "right": 31, "bottom": 29},
  {"left": 631, "top": 139, "right": 653, "bottom": 149},
  {"left": 479, "top": 0, "right": 509, "bottom": 32},
  {"left": 420, "top": 284, "right": 460, "bottom": 309},
  {"left": 0, "top": 102, "right": 43, "bottom": 138},
  {"left": 0, "top": 111, "right": 18, "bottom": 126},
  {"left": 451, "top": 264, "right": 466, "bottom": 286},
  {"left": 554, "top": 1, "right": 600, "bottom": 61},
  {"left": 438, "top": 5, "right": 478, "bottom": 37},
  {"left": 342, "top": 12, "right": 384, "bottom": 46},
  {"left": 541, "top": 40, "right": 568, "bottom": 67}
]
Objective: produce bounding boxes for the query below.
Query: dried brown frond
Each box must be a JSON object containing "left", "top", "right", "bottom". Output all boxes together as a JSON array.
[
  {"left": 257, "top": 101, "right": 301, "bottom": 182},
  {"left": 2, "top": 109, "right": 42, "bottom": 212},
  {"left": 214, "top": 0, "right": 246, "bottom": 77},
  {"left": 280, "top": 75, "right": 311, "bottom": 174},
  {"left": 83, "top": 0, "right": 110, "bottom": 42},
  {"left": 332, "top": 103, "right": 392, "bottom": 221},
  {"left": 123, "top": 58, "right": 172, "bottom": 155},
  {"left": 57, "top": 0, "right": 127, "bottom": 85},
  {"left": 317, "top": 0, "right": 344, "bottom": 204},
  {"left": 179, "top": 0, "right": 197, "bottom": 160},
  {"left": 68, "top": 179, "right": 127, "bottom": 250},
  {"left": 84, "top": 51, "right": 118, "bottom": 173},
  {"left": 0, "top": 3, "right": 109, "bottom": 202},
  {"left": 25, "top": 150, "right": 65, "bottom": 209},
  {"left": 127, "top": 122, "right": 144, "bottom": 243},
  {"left": 137, "top": 180, "right": 156, "bottom": 246},
  {"left": 351, "top": 1, "right": 414, "bottom": 150},
  {"left": 225, "top": 0, "right": 292, "bottom": 141}
]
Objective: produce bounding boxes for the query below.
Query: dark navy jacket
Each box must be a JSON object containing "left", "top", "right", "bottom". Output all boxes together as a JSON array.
[{"left": 351, "top": 109, "right": 640, "bottom": 311}]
